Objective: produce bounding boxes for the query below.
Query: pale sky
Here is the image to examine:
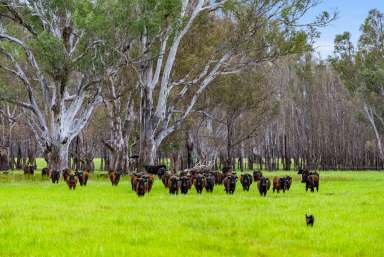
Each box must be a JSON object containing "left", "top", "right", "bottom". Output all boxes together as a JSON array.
[{"left": 306, "top": 0, "right": 384, "bottom": 58}]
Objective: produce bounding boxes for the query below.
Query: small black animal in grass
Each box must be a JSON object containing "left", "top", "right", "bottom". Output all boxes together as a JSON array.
[{"left": 306, "top": 214, "right": 314, "bottom": 227}]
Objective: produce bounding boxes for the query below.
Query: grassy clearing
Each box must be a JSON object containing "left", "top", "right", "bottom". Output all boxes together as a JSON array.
[{"left": 0, "top": 171, "right": 383, "bottom": 257}]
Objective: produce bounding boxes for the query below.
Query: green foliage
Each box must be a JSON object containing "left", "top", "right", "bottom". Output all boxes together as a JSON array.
[
  {"left": 333, "top": 9, "right": 384, "bottom": 97},
  {"left": 29, "top": 32, "right": 66, "bottom": 74}
]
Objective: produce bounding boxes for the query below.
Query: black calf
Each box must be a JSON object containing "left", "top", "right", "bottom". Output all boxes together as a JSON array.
[{"left": 306, "top": 214, "right": 314, "bottom": 226}]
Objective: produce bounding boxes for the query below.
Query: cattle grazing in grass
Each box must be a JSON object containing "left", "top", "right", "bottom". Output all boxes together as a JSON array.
[
  {"left": 257, "top": 176, "right": 271, "bottom": 196},
  {"left": 131, "top": 173, "right": 142, "bottom": 191},
  {"left": 273, "top": 176, "right": 289, "bottom": 193},
  {"left": 41, "top": 168, "right": 49, "bottom": 177},
  {"left": 306, "top": 214, "right": 314, "bottom": 226},
  {"left": 82, "top": 170, "right": 89, "bottom": 186},
  {"left": 299, "top": 170, "right": 320, "bottom": 192},
  {"left": 131, "top": 172, "right": 153, "bottom": 196},
  {"left": 143, "top": 174, "right": 154, "bottom": 192},
  {"left": 180, "top": 176, "right": 191, "bottom": 194},
  {"left": 168, "top": 176, "right": 180, "bottom": 195},
  {"left": 23, "top": 164, "right": 35, "bottom": 175},
  {"left": 193, "top": 174, "right": 205, "bottom": 194},
  {"left": 253, "top": 170, "right": 263, "bottom": 182},
  {"left": 305, "top": 174, "right": 319, "bottom": 192},
  {"left": 144, "top": 165, "right": 167, "bottom": 177},
  {"left": 222, "top": 166, "right": 232, "bottom": 174},
  {"left": 285, "top": 176, "right": 292, "bottom": 191},
  {"left": 75, "top": 170, "right": 89, "bottom": 186},
  {"left": 300, "top": 170, "right": 319, "bottom": 183},
  {"left": 161, "top": 172, "right": 171, "bottom": 188},
  {"left": 50, "top": 170, "right": 60, "bottom": 184},
  {"left": 223, "top": 175, "right": 237, "bottom": 194},
  {"left": 109, "top": 171, "right": 121, "bottom": 186},
  {"left": 62, "top": 169, "right": 71, "bottom": 182},
  {"left": 297, "top": 168, "right": 309, "bottom": 175},
  {"left": 75, "top": 171, "right": 85, "bottom": 186},
  {"left": 240, "top": 174, "right": 253, "bottom": 191},
  {"left": 135, "top": 177, "right": 148, "bottom": 197},
  {"left": 204, "top": 174, "right": 215, "bottom": 192},
  {"left": 66, "top": 173, "right": 77, "bottom": 190},
  {"left": 213, "top": 171, "right": 224, "bottom": 184}
]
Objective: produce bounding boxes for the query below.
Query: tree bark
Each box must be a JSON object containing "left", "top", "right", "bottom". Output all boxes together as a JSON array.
[{"left": 48, "top": 143, "right": 70, "bottom": 171}]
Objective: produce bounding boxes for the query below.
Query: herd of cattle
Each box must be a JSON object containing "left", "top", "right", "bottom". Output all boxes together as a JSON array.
[
  {"left": 128, "top": 165, "right": 320, "bottom": 197},
  {"left": 22, "top": 163, "right": 320, "bottom": 196}
]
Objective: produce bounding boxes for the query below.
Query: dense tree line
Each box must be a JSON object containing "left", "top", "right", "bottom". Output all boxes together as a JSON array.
[{"left": 1, "top": 1, "right": 383, "bottom": 172}]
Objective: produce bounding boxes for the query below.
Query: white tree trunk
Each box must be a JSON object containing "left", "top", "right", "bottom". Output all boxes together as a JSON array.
[{"left": 364, "top": 103, "right": 384, "bottom": 160}]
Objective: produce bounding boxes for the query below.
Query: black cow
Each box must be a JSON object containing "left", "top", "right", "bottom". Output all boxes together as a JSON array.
[
  {"left": 75, "top": 171, "right": 85, "bottom": 186},
  {"left": 23, "top": 164, "right": 35, "bottom": 175},
  {"left": 240, "top": 174, "right": 253, "bottom": 191},
  {"left": 41, "top": 168, "right": 49, "bottom": 177},
  {"left": 51, "top": 170, "right": 60, "bottom": 184},
  {"left": 193, "top": 174, "right": 205, "bottom": 194},
  {"left": 204, "top": 174, "right": 215, "bottom": 192},
  {"left": 144, "top": 165, "right": 167, "bottom": 177},
  {"left": 223, "top": 175, "right": 237, "bottom": 194},
  {"left": 135, "top": 177, "right": 148, "bottom": 197},
  {"left": 257, "top": 176, "right": 271, "bottom": 196},
  {"left": 285, "top": 176, "right": 292, "bottom": 190},
  {"left": 180, "top": 176, "right": 191, "bottom": 194}
]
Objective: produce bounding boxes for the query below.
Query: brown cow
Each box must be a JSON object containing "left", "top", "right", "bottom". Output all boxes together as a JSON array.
[
  {"left": 273, "top": 176, "right": 289, "bottom": 193},
  {"left": 135, "top": 177, "right": 148, "bottom": 197},
  {"left": 213, "top": 171, "right": 224, "bottom": 185},
  {"left": 131, "top": 173, "right": 141, "bottom": 191},
  {"left": 66, "top": 173, "right": 77, "bottom": 190},
  {"left": 62, "top": 169, "right": 71, "bottom": 182},
  {"left": 223, "top": 174, "right": 237, "bottom": 194},
  {"left": 142, "top": 174, "right": 154, "bottom": 192},
  {"left": 161, "top": 172, "right": 171, "bottom": 188},
  {"left": 109, "top": 171, "right": 121, "bottom": 186},
  {"left": 83, "top": 170, "right": 89, "bottom": 186},
  {"left": 253, "top": 170, "right": 263, "bottom": 182},
  {"left": 168, "top": 175, "right": 180, "bottom": 195},
  {"left": 305, "top": 174, "right": 320, "bottom": 192}
]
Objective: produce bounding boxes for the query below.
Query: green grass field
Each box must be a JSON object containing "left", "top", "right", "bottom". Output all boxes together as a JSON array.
[{"left": 0, "top": 171, "right": 383, "bottom": 257}]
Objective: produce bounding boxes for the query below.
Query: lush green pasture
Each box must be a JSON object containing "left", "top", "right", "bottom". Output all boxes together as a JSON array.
[{"left": 0, "top": 171, "right": 383, "bottom": 257}]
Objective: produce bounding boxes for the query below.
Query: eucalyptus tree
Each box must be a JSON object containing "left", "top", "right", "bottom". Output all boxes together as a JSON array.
[
  {"left": 198, "top": 69, "right": 272, "bottom": 167},
  {"left": 0, "top": 1, "right": 106, "bottom": 170},
  {"left": 332, "top": 9, "right": 384, "bottom": 160},
  {"left": 115, "top": 0, "right": 334, "bottom": 165}
]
